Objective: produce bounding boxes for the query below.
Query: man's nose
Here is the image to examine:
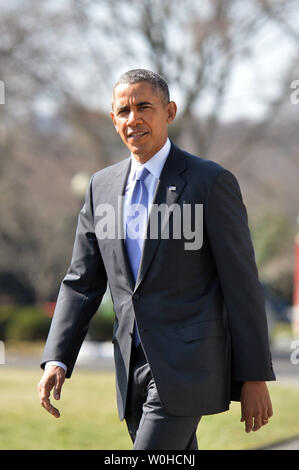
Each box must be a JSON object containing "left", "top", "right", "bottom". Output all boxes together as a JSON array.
[{"left": 127, "top": 110, "right": 143, "bottom": 125}]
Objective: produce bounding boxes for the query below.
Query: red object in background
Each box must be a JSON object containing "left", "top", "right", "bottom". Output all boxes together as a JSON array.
[{"left": 42, "top": 302, "right": 56, "bottom": 318}]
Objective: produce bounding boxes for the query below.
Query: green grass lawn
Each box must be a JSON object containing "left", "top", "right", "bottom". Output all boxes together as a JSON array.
[{"left": 0, "top": 367, "right": 298, "bottom": 450}]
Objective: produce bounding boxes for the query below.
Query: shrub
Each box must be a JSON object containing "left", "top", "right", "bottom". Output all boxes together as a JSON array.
[
  {"left": 5, "top": 306, "right": 51, "bottom": 341},
  {"left": 0, "top": 305, "right": 16, "bottom": 341}
]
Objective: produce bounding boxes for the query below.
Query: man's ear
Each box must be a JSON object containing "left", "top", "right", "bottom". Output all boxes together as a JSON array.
[
  {"left": 166, "top": 101, "right": 177, "bottom": 124},
  {"left": 110, "top": 111, "right": 119, "bottom": 133}
]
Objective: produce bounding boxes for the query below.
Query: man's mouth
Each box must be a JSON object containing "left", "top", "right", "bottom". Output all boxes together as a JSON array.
[{"left": 127, "top": 131, "right": 149, "bottom": 139}]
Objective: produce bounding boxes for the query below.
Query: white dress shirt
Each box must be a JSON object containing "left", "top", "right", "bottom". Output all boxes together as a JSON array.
[
  {"left": 124, "top": 137, "right": 171, "bottom": 209},
  {"left": 45, "top": 138, "right": 171, "bottom": 374}
]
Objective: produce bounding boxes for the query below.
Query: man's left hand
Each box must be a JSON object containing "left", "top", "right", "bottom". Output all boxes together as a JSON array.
[{"left": 240, "top": 381, "right": 273, "bottom": 433}]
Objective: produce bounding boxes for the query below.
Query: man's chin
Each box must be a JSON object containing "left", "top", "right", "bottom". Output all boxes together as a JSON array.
[
  {"left": 126, "top": 135, "right": 148, "bottom": 151},
  {"left": 126, "top": 142, "right": 147, "bottom": 157}
]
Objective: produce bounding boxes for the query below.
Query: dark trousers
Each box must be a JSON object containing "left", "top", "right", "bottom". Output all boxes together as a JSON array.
[{"left": 124, "top": 344, "right": 201, "bottom": 450}]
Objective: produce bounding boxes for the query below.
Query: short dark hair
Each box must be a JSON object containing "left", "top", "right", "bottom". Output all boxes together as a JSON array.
[{"left": 112, "top": 69, "right": 170, "bottom": 106}]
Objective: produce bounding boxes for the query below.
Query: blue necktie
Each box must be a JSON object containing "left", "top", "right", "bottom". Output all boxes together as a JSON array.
[{"left": 125, "top": 165, "right": 150, "bottom": 346}]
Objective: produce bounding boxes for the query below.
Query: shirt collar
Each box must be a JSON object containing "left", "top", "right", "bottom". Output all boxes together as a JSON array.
[{"left": 129, "top": 138, "right": 171, "bottom": 180}]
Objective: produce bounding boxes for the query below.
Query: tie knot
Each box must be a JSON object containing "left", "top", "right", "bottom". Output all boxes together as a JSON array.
[{"left": 135, "top": 166, "right": 149, "bottom": 182}]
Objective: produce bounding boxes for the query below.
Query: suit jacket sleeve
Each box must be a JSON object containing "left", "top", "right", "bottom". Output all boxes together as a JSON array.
[
  {"left": 41, "top": 175, "right": 107, "bottom": 378},
  {"left": 205, "top": 169, "right": 275, "bottom": 382}
]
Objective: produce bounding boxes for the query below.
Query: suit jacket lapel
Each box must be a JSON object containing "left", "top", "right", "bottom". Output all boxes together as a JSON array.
[
  {"left": 134, "top": 143, "right": 187, "bottom": 291},
  {"left": 109, "top": 158, "right": 136, "bottom": 291}
]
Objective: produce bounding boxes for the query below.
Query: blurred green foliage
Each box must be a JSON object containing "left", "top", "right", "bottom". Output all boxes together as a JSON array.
[
  {"left": 0, "top": 305, "right": 15, "bottom": 340},
  {"left": 0, "top": 299, "right": 115, "bottom": 342},
  {"left": 1, "top": 306, "right": 51, "bottom": 342}
]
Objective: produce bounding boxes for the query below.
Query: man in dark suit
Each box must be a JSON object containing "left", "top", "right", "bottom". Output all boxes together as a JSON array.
[{"left": 38, "top": 69, "right": 275, "bottom": 450}]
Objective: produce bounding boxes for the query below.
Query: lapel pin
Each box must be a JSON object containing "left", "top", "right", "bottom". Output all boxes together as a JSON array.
[{"left": 168, "top": 185, "right": 177, "bottom": 191}]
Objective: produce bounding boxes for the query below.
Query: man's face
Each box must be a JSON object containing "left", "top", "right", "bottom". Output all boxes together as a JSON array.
[{"left": 110, "top": 81, "right": 177, "bottom": 163}]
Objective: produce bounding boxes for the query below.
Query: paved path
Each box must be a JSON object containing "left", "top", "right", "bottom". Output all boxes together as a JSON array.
[{"left": 264, "top": 437, "right": 299, "bottom": 450}]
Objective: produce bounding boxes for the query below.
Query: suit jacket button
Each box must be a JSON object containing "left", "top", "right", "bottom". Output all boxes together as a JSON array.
[{"left": 133, "top": 293, "right": 140, "bottom": 300}]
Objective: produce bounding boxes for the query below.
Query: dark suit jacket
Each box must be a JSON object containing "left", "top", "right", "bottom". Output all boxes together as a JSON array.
[{"left": 41, "top": 142, "right": 275, "bottom": 420}]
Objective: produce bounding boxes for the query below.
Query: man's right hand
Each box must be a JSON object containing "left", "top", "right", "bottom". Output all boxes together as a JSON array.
[{"left": 37, "top": 366, "right": 66, "bottom": 418}]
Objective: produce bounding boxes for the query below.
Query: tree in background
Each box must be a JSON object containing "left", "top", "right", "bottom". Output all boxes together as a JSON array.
[{"left": 0, "top": 0, "right": 298, "bottom": 302}]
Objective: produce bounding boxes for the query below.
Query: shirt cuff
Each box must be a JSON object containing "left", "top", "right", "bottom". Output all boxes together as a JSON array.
[{"left": 45, "top": 361, "right": 67, "bottom": 373}]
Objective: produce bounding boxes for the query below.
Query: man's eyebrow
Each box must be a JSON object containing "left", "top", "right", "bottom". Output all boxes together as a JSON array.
[
  {"left": 136, "top": 101, "right": 153, "bottom": 107},
  {"left": 116, "top": 101, "right": 153, "bottom": 113}
]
